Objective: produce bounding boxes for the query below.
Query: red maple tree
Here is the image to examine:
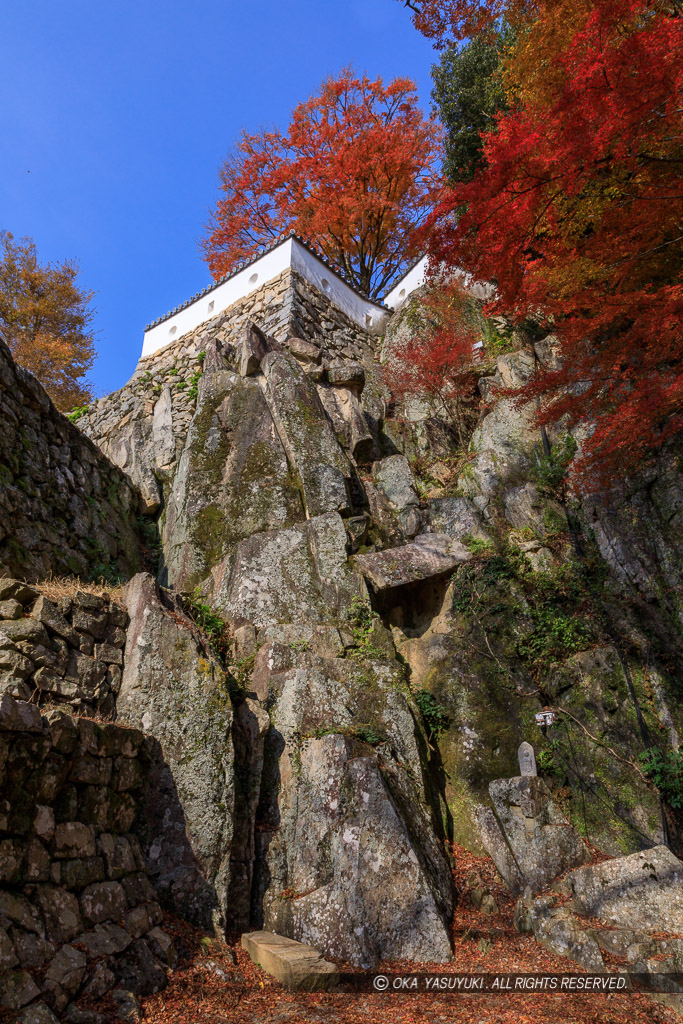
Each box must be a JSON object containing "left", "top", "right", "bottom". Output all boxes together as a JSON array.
[
  {"left": 399, "top": 0, "right": 532, "bottom": 45},
  {"left": 383, "top": 281, "right": 477, "bottom": 446},
  {"left": 405, "top": 0, "right": 683, "bottom": 485},
  {"left": 201, "top": 69, "right": 445, "bottom": 298}
]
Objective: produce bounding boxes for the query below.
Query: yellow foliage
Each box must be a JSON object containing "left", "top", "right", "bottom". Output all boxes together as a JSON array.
[{"left": 0, "top": 231, "right": 96, "bottom": 409}]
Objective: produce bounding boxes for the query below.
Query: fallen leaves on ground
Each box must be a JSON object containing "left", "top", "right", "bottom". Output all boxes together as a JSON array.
[{"left": 138, "top": 844, "right": 681, "bottom": 1024}]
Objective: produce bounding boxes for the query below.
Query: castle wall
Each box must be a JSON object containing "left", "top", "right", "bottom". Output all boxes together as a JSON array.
[
  {"left": 140, "top": 234, "right": 389, "bottom": 359},
  {"left": 0, "top": 340, "right": 144, "bottom": 584},
  {"left": 0, "top": 579, "right": 127, "bottom": 719},
  {"left": 0, "top": 694, "right": 174, "bottom": 1016},
  {"left": 77, "top": 269, "right": 379, "bottom": 513}
]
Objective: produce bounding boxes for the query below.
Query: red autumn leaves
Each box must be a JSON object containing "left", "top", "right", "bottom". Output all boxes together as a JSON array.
[
  {"left": 413, "top": 0, "right": 683, "bottom": 483},
  {"left": 201, "top": 69, "right": 444, "bottom": 299},
  {"left": 204, "top": 1, "right": 682, "bottom": 484}
]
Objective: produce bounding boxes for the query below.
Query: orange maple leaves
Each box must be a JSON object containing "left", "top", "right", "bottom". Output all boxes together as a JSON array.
[
  {"left": 201, "top": 69, "right": 445, "bottom": 298},
  {"left": 0, "top": 232, "right": 95, "bottom": 410}
]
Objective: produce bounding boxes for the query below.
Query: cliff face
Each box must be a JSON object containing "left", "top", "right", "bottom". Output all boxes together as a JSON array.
[
  {"left": 11, "top": 270, "right": 683, "bottom": 983},
  {"left": 73, "top": 275, "right": 457, "bottom": 968},
  {"left": 380, "top": 304, "right": 683, "bottom": 858}
]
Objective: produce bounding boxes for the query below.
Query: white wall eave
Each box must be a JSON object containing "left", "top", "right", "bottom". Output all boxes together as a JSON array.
[{"left": 140, "top": 234, "right": 392, "bottom": 360}]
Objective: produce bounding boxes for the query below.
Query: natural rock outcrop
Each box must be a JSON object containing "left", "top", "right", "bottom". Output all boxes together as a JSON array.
[
  {"left": 355, "top": 534, "right": 471, "bottom": 596},
  {"left": 161, "top": 339, "right": 302, "bottom": 592},
  {"left": 117, "top": 573, "right": 234, "bottom": 931},
  {"left": 560, "top": 845, "right": 683, "bottom": 932},
  {"left": 55, "top": 256, "right": 683, "bottom": 987},
  {"left": 381, "top": 331, "right": 683, "bottom": 857},
  {"left": 477, "top": 775, "right": 589, "bottom": 895},
  {"left": 514, "top": 893, "right": 605, "bottom": 970},
  {"left": 212, "top": 512, "right": 362, "bottom": 628},
  {"left": 252, "top": 643, "right": 455, "bottom": 967},
  {"left": 262, "top": 350, "right": 353, "bottom": 518}
]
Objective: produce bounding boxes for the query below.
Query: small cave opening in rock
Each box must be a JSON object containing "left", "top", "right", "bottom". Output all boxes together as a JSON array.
[
  {"left": 368, "top": 569, "right": 455, "bottom": 642},
  {"left": 368, "top": 569, "right": 458, "bottom": 848}
]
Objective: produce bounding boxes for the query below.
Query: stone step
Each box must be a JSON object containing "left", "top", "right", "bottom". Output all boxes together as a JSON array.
[{"left": 241, "top": 930, "right": 339, "bottom": 991}]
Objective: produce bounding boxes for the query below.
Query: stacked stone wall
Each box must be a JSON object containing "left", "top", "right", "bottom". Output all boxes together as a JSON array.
[
  {"left": 0, "top": 695, "right": 174, "bottom": 1021},
  {"left": 0, "top": 579, "right": 127, "bottom": 719},
  {"left": 0, "top": 339, "right": 144, "bottom": 584}
]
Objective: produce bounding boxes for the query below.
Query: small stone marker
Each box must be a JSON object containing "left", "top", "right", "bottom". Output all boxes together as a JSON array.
[
  {"left": 241, "top": 930, "right": 339, "bottom": 991},
  {"left": 518, "top": 741, "right": 537, "bottom": 777}
]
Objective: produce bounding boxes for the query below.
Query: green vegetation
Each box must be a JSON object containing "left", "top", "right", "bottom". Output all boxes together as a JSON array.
[
  {"left": 304, "top": 723, "right": 385, "bottom": 747},
  {"left": 289, "top": 638, "right": 311, "bottom": 652},
  {"left": 463, "top": 534, "right": 494, "bottom": 556},
  {"left": 518, "top": 564, "right": 593, "bottom": 666},
  {"left": 414, "top": 689, "right": 450, "bottom": 738},
  {"left": 137, "top": 515, "right": 161, "bottom": 573},
  {"left": 531, "top": 433, "right": 577, "bottom": 496},
  {"left": 480, "top": 316, "right": 515, "bottom": 357},
  {"left": 431, "top": 23, "right": 513, "bottom": 183},
  {"left": 345, "top": 595, "right": 386, "bottom": 660},
  {"left": 187, "top": 370, "right": 203, "bottom": 400},
  {"left": 89, "top": 562, "right": 126, "bottom": 586},
  {"left": 640, "top": 747, "right": 683, "bottom": 810},
  {"left": 353, "top": 724, "right": 383, "bottom": 746},
  {"left": 451, "top": 548, "right": 594, "bottom": 673},
  {"left": 536, "top": 740, "right": 564, "bottom": 779},
  {"left": 233, "top": 653, "right": 256, "bottom": 694},
  {"left": 66, "top": 404, "right": 90, "bottom": 423},
  {"left": 181, "top": 587, "right": 230, "bottom": 662}
]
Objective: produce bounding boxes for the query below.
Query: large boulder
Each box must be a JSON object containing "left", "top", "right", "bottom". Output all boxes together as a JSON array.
[
  {"left": 515, "top": 893, "right": 605, "bottom": 970},
  {"left": 262, "top": 351, "right": 354, "bottom": 517},
  {"left": 212, "top": 512, "right": 362, "bottom": 628},
  {"left": 252, "top": 647, "right": 454, "bottom": 967},
  {"left": 428, "top": 496, "right": 489, "bottom": 543},
  {"left": 117, "top": 573, "right": 234, "bottom": 931},
  {"left": 372, "top": 455, "right": 421, "bottom": 538},
  {"left": 481, "top": 776, "right": 589, "bottom": 894},
  {"left": 561, "top": 845, "right": 683, "bottom": 932},
  {"left": 161, "top": 339, "right": 302, "bottom": 591},
  {"left": 354, "top": 534, "right": 471, "bottom": 596},
  {"left": 316, "top": 385, "right": 373, "bottom": 464}
]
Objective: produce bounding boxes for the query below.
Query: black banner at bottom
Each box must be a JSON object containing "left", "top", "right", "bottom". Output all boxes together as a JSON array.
[{"left": 335, "top": 973, "right": 683, "bottom": 994}]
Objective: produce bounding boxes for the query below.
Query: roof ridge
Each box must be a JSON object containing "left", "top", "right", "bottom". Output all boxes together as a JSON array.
[{"left": 144, "top": 231, "right": 391, "bottom": 331}]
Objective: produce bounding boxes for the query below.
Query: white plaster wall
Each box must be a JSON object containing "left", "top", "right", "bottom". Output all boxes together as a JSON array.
[
  {"left": 385, "top": 257, "right": 497, "bottom": 312},
  {"left": 384, "top": 256, "right": 428, "bottom": 310},
  {"left": 289, "top": 241, "right": 389, "bottom": 333},
  {"left": 140, "top": 237, "right": 390, "bottom": 360}
]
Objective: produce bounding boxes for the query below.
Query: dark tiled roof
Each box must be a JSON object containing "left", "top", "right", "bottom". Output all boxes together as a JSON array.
[{"left": 144, "top": 231, "right": 392, "bottom": 331}]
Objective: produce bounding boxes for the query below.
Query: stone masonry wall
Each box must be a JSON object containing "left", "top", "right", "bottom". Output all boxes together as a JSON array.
[
  {"left": 0, "top": 694, "right": 174, "bottom": 1021},
  {"left": 76, "top": 269, "right": 380, "bottom": 514},
  {"left": 0, "top": 579, "right": 127, "bottom": 720},
  {"left": 0, "top": 339, "right": 144, "bottom": 584}
]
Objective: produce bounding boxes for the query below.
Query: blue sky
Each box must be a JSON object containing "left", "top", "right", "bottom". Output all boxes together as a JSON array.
[{"left": 1, "top": 0, "right": 436, "bottom": 397}]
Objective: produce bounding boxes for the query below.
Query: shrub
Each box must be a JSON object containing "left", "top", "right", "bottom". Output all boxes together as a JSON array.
[
  {"left": 414, "top": 689, "right": 450, "bottom": 737},
  {"left": 639, "top": 748, "right": 683, "bottom": 810}
]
